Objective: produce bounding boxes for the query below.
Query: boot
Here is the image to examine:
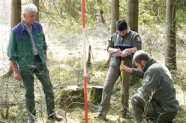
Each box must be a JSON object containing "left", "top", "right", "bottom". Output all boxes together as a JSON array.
[
  {"left": 27, "top": 117, "right": 37, "bottom": 123},
  {"left": 48, "top": 112, "right": 63, "bottom": 121},
  {"left": 94, "top": 112, "right": 106, "bottom": 120},
  {"left": 122, "top": 111, "right": 133, "bottom": 119}
]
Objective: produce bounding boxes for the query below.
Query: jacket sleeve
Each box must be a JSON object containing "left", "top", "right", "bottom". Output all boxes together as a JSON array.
[
  {"left": 131, "top": 32, "right": 142, "bottom": 50},
  {"left": 107, "top": 33, "right": 116, "bottom": 51},
  {"left": 7, "top": 31, "right": 18, "bottom": 62},
  {"left": 132, "top": 68, "right": 144, "bottom": 79},
  {"left": 42, "top": 33, "right": 47, "bottom": 50},
  {"left": 138, "top": 71, "right": 157, "bottom": 101}
]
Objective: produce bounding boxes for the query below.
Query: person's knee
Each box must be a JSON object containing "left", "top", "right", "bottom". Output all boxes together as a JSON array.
[
  {"left": 103, "top": 83, "right": 113, "bottom": 94},
  {"left": 131, "top": 94, "right": 144, "bottom": 106}
]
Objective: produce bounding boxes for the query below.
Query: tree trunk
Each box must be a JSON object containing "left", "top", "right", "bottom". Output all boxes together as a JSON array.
[
  {"left": 127, "top": 0, "right": 139, "bottom": 85},
  {"left": 165, "top": 0, "right": 177, "bottom": 70},
  {"left": 3, "top": 0, "right": 21, "bottom": 78},
  {"left": 56, "top": 85, "right": 84, "bottom": 109},
  {"left": 87, "top": 45, "right": 91, "bottom": 66},
  {"left": 127, "top": 0, "right": 139, "bottom": 32},
  {"left": 32, "top": 0, "right": 39, "bottom": 22},
  {"left": 90, "top": 86, "right": 103, "bottom": 104},
  {"left": 11, "top": 0, "right": 21, "bottom": 28},
  {"left": 95, "top": 0, "right": 105, "bottom": 24},
  {"left": 107, "top": 0, "right": 119, "bottom": 65},
  {"left": 111, "top": 0, "right": 119, "bottom": 34}
]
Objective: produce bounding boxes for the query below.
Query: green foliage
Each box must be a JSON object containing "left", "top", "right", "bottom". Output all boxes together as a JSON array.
[
  {"left": 139, "top": 0, "right": 166, "bottom": 25},
  {"left": 176, "top": 0, "right": 186, "bottom": 31},
  {"left": 120, "top": 0, "right": 127, "bottom": 19},
  {"left": 174, "top": 105, "right": 186, "bottom": 122}
]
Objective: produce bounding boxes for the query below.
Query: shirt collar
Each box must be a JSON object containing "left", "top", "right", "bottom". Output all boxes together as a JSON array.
[
  {"left": 142, "top": 58, "right": 157, "bottom": 72},
  {"left": 20, "top": 20, "right": 36, "bottom": 32}
]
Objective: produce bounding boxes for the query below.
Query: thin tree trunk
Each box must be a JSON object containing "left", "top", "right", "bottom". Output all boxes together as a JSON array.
[
  {"left": 3, "top": 0, "right": 21, "bottom": 78},
  {"left": 11, "top": 0, "right": 21, "bottom": 28},
  {"left": 107, "top": 0, "right": 119, "bottom": 65},
  {"left": 96, "top": 0, "right": 105, "bottom": 24},
  {"left": 33, "top": 0, "right": 39, "bottom": 22},
  {"left": 165, "top": 0, "right": 177, "bottom": 70},
  {"left": 127, "top": 0, "right": 139, "bottom": 32},
  {"left": 111, "top": 0, "right": 119, "bottom": 34},
  {"left": 127, "top": 0, "right": 139, "bottom": 85}
]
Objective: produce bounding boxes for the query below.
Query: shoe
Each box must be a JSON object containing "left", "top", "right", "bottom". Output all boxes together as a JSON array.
[
  {"left": 94, "top": 113, "right": 106, "bottom": 120},
  {"left": 27, "top": 117, "right": 36, "bottom": 123},
  {"left": 122, "top": 111, "right": 133, "bottom": 119},
  {"left": 48, "top": 112, "right": 63, "bottom": 121}
]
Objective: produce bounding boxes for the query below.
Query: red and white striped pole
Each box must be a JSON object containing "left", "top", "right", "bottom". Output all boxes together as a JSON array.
[{"left": 82, "top": 0, "right": 88, "bottom": 122}]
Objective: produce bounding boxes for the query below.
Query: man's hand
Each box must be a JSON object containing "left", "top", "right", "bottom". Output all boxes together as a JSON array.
[
  {"left": 121, "top": 49, "right": 129, "bottom": 58},
  {"left": 120, "top": 65, "right": 133, "bottom": 73},
  {"left": 44, "top": 51, "right": 47, "bottom": 61},
  {"left": 45, "top": 53, "right": 47, "bottom": 61},
  {"left": 115, "top": 48, "right": 122, "bottom": 53},
  {"left": 14, "top": 70, "right": 22, "bottom": 81},
  {"left": 11, "top": 61, "right": 21, "bottom": 81}
]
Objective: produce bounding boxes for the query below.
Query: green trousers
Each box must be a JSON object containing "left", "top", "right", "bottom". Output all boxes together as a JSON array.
[
  {"left": 98, "top": 65, "right": 132, "bottom": 115},
  {"left": 131, "top": 94, "right": 177, "bottom": 123},
  {"left": 20, "top": 55, "right": 55, "bottom": 118}
]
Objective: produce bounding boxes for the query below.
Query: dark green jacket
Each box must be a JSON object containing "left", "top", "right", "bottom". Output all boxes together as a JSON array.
[
  {"left": 7, "top": 21, "right": 47, "bottom": 69},
  {"left": 107, "top": 29, "right": 142, "bottom": 67},
  {"left": 133, "top": 58, "right": 179, "bottom": 113}
]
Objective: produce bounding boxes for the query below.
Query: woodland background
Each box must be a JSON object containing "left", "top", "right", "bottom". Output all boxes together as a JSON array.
[{"left": 0, "top": 0, "right": 185, "bottom": 123}]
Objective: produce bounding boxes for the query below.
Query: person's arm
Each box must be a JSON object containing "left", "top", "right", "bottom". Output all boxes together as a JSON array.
[
  {"left": 108, "top": 47, "right": 121, "bottom": 54},
  {"left": 138, "top": 72, "right": 157, "bottom": 101},
  {"left": 121, "top": 33, "right": 142, "bottom": 58},
  {"left": 121, "top": 47, "right": 137, "bottom": 57},
  {"left": 120, "top": 65, "right": 144, "bottom": 78},
  {"left": 44, "top": 50, "right": 47, "bottom": 61},
  {"left": 11, "top": 61, "right": 21, "bottom": 81},
  {"left": 132, "top": 68, "right": 144, "bottom": 79}
]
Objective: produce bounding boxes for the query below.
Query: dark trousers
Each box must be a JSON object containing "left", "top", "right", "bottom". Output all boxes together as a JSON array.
[
  {"left": 131, "top": 94, "right": 177, "bottom": 123},
  {"left": 98, "top": 65, "right": 132, "bottom": 115},
  {"left": 20, "top": 55, "right": 55, "bottom": 118}
]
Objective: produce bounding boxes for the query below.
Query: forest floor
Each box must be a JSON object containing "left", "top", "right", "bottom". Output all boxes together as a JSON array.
[{"left": 0, "top": 24, "right": 185, "bottom": 123}]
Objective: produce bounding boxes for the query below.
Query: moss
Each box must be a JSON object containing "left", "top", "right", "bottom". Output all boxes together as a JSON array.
[
  {"left": 56, "top": 87, "right": 84, "bottom": 109},
  {"left": 90, "top": 86, "right": 103, "bottom": 104}
]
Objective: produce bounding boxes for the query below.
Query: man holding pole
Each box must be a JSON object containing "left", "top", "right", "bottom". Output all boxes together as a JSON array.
[
  {"left": 95, "top": 19, "right": 142, "bottom": 119},
  {"left": 120, "top": 50, "right": 179, "bottom": 123}
]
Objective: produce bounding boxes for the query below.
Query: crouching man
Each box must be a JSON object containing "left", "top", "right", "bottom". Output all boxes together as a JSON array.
[{"left": 120, "top": 50, "right": 179, "bottom": 123}]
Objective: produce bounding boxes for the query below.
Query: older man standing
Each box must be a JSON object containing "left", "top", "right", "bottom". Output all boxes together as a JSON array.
[
  {"left": 120, "top": 50, "right": 179, "bottom": 123},
  {"left": 7, "top": 4, "right": 63, "bottom": 123}
]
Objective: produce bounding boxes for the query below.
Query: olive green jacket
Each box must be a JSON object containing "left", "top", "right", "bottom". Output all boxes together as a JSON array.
[
  {"left": 107, "top": 29, "right": 142, "bottom": 67},
  {"left": 7, "top": 21, "right": 47, "bottom": 69},
  {"left": 132, "top": 58, "right": 179, "bottom": 113}
]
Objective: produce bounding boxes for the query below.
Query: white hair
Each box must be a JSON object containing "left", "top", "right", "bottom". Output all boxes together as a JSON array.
[{"left": 22, "top": 4, "right": 38, "bottom": 15}]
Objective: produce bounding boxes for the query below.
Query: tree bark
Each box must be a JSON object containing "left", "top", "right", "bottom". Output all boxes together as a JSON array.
[
  {"left": 165, "top": 0, "right": 177, "bottom": 70},
  {"left": 32, "top": 0, "right": 39, "bottom": 22},
  {"left": 107, "top": 0, "right": 119, "bottom": 65},
  {"left": 87, "top": 45, "right": 91, "bottom": 66},
  {"left": 127, "top": 0, "right": 139, "bottom": 32},
  {"left": 95, "top": 0, "right": 105, "bottom": 24},
  {"left": 90, "top": 86, "right": 103, "bottom": 104},
  {"left": 56, "top": 86, "right": 84, "bottom": 108},
  {"left": 111, "top": 0, "right": 119, "bottom": 34},
  {"left": 127, "top": 0, "right": 139, "bottom": 85},
  {"left": 11, "top": 0, "right": 21, "bottom": 28},
  {"left": 3, "top": 0, "right": 21, "bottom": 78}
]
